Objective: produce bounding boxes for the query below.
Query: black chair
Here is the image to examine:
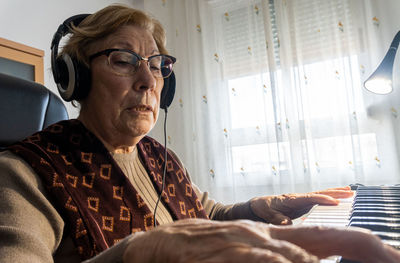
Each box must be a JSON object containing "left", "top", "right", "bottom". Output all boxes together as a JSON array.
[{"left": 0, "top": 72, "right": 68, "bottom": 149}]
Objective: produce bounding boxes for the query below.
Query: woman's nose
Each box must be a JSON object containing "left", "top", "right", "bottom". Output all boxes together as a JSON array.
[{"left": 133, "top": 62, "right": 157, "bottom": 91}]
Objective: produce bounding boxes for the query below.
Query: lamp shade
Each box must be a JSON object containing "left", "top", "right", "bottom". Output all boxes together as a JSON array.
[{"left": 364, "top": 31, "right": 400, "bottom": 94}]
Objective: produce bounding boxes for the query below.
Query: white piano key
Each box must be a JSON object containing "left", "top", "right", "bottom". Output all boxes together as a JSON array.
[{"left": 382, "top": 239, "right": 400, "bottom": 248}]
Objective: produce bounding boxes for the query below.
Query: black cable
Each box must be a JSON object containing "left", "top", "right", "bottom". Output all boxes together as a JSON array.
[{"left": 153, "top": 108, "right": 168, "bottom": 227}]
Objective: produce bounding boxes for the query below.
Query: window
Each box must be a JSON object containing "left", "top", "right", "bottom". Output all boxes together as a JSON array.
[{"left": 215, "top": 0, "right": 379, "bottom": 182}]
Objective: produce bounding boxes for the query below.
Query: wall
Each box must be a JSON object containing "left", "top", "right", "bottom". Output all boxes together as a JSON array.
[{"left": 0, "top": 0, "right": 144, "bottom": 118}]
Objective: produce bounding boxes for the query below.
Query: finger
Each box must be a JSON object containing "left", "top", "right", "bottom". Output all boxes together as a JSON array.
[
  {"left": 195, "top": 242, "right": 318, "bottom": 263},
  {"left": 312, "top": 189, "right": 354, "bottom": 199},
  {"left": 379, "top": 245, "right": 400, "bottom": 263},
  {"left": 171, "top": 219, "right": 273, "bottom": 241},
  {"left": 180, "top": 220, "right": 316, "bottom": 262},
  {"left": 246, "top": 222, "right": 319, "bottom": 263},
  {"left": 321, "top": 186, "right": 351, "bottom": 191},
  {"left": 281, "top": 194, "right": 339, "bottom": 206},
  {"left": 259, "top": 239, "right": 319, "bottom": 263},
  {"left": 268, "top": 225, "right": 342, "bottom": 258},
  {"left": 250, "top": 199, "right": 293, "bottom": 225},
  {"left": 200, "top": 245, "right": 294, "bottom": 263},
  {"left": 267, "top": 212, "right": 292, "bottom": 225},
  {"left": 163, "top": 220, "right": 274, "bottom": 249},
  {"left": 269, "top": 225, "right": 400, "bottom": 262}
]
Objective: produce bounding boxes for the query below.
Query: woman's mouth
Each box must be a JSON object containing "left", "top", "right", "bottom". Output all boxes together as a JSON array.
[{"left": 128, "top": 105, "right": 153, "bottom": 112}]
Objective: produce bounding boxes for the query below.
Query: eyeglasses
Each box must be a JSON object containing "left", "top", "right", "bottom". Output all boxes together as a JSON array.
[{"left": 89, "top": 48, "right": 176, "bottom": 78}]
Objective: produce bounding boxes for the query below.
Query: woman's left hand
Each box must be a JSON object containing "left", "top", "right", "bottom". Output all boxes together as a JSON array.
[{"left": 250, "top": 186, "right": 354, "bottom": 225}]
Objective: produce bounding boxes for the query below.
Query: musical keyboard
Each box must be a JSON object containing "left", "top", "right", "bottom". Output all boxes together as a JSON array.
[{"left": 296, "top": 185, "right": 400, "bottom": 263}]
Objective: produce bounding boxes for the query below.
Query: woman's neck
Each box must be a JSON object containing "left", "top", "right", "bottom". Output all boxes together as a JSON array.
[{"left": 77, "top": 115, "right": 138, "bottom": 154}]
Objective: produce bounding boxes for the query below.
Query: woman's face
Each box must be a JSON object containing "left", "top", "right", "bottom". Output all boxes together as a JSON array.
[{"left": 80, "top": 25, "right": 164, "bottom": 150}]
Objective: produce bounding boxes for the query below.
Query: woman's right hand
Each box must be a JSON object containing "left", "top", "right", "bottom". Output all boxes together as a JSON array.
[
  {"left": 123, "top": 218, "right": 400, "bottom": 263},
  {"left": 122, "top": 218, "right": 318, "bottom": 263},
  {"left": 269, "top": 224, "right": 400, "bottom": 263}
]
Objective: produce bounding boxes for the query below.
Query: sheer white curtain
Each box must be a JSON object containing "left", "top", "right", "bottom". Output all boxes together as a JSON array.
[{"left": 147, "top": 0, "right": 400, "bottom": 203}]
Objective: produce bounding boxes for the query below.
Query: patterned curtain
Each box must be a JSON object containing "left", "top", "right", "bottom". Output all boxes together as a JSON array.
[{"left": 145, "top": 0, "right": 400, "bottom": 203}]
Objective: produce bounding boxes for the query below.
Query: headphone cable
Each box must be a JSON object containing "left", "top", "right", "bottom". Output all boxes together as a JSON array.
[{"left": 153, "top": 108, "right": 168, "bottom": 227}]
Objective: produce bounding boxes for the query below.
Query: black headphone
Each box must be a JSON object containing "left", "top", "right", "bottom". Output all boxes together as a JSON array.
[{"left": 50, "top": 14, "right": 175, "bottom": 110}]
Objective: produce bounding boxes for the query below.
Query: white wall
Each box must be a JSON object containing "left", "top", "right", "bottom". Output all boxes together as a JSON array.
[{"left": 0, "top": 0, "right": 144, "bottom": 118}]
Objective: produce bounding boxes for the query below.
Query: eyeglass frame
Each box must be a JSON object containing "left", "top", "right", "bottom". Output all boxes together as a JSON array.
[{"left": 89, "top": 48, "right": 177, "bottom": 78}]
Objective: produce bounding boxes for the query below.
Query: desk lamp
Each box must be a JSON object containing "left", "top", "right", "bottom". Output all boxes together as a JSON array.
[{"left": 364, "top": 31, "right": 400, "bottom": 94}]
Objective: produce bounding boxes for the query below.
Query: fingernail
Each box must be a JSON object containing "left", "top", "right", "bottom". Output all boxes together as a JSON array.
[{"left": 281, "top": 219, "right": 289, "bottom": 225}]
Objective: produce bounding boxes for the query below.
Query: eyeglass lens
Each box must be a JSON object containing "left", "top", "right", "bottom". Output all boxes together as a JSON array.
[{"left": 109, "top": 51, "right": 174, "bottom": 78}]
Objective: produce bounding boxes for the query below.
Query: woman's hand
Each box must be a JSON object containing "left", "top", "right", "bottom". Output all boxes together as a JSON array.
[
  {"left": 123, "top": 218, "right": 400, "bottom": 263},
  {"left": 250, "top": 186, "right": 354, "bottom": 225},
  {"left": 270, "top": 224, "right": 400, "bottom": 263},
  {"left": 123, "top": 219, "right": 319, "bottom": 263}
]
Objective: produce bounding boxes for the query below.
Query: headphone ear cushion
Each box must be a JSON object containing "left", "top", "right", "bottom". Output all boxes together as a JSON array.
[
  {"left": 54, "top": 56, "right": 69, "bottom": 91},
  {"left": 73, "top": 61, "right": 91, "bottom": 100},
  {"left": 160, "top": 71, "right": 176, "bottom": 110},
  {"left": 55, "top": 54, "right": 90, "bottom": 101}
]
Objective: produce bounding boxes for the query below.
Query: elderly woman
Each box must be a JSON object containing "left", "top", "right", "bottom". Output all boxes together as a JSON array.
[{"left": 0, "top": 4, "right": 399, "bottom": 263}]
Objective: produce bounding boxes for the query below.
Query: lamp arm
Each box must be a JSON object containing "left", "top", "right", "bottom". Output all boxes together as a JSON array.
[{"left": 389, "top": 30, "right": 400, "bottom": 51}]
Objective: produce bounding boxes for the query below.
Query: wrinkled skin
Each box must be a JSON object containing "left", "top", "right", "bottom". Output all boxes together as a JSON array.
[
  {"left": 250, "top": 186, "right": 354, "bottom": 224},
  {"left": 123, "top": 219, "right": 319, "bottom": 263},
  {"left": 122, "top": 219, "right": 400, "bottom": 263}
]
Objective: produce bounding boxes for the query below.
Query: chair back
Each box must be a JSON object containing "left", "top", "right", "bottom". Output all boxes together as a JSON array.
[{"left": 0, "top": 73, "right": 68, "bottom": 149}]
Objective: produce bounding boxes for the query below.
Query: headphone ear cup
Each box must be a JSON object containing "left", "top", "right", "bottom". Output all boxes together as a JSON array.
[
  {"left": 160, "top": 71, "right": 176, "bottom": 110},
  {"left": 55, "top": 54, "right": 90, "bottom": 101},
  {"left": 51, "top": 14, "right": 92, "bottom": 102},
  {"left": 55, "top": 54, "right": 75, "bottom": 101}
]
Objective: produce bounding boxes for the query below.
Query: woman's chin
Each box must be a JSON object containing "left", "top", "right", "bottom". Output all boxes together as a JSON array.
[{"left": 127, "top": 123, "right": 154, "bottom": 138}]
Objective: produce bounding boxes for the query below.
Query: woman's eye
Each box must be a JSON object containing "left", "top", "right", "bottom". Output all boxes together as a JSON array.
[
  {"left": 150, "top": 65, "right": 161, "bottom": 71},
  {"left": 111, "top": 52, "right": 136, "bottom": 65},
  {"left": 114, "top": 60, "right": 130, "bottom": 65}
]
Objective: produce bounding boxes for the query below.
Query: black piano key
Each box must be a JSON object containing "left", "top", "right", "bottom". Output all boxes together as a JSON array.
[
  {"left": 373, "top": 231, "right": 400, "bottom": 241},
  {"left": 353, "top": 199, "right": 400, "bottom": 202},
  {"left": 356, "top": 187, "right": 400, "bottom": 190},
  {"left": 349, "top": 221, "right": 400, "bottom": 232},
  {"left": 355, "top": 195, "right": 400, "bottom": 200},
  {"left": 355, "top": 192, "right": 399, "bottom": 196},
  {"left": 352, "top": 199, "right": 400, "bottom": 205},
  {"left": 340, "top": 259, "right": 361, "bottom": 263},
  {"left": 353, "top": 209, "right": 400, "bottom": 213},
  {"left": 353, "top": 203, "right": 400, "bottom": 208},
  {"left": 349, "top": 216, "right": 400, "bottom": 224},
  {"left": 356, "top": 191, "right": 400, "bottom": 195},
  {"left": 354, "top": 195, "right": 400, "bottom": 199},
  {"left": 350, "top": 210, "right": 400, "bottom": 218},
  {"left": 352, "top": 207, "right": 400, "bottom": 212}
]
